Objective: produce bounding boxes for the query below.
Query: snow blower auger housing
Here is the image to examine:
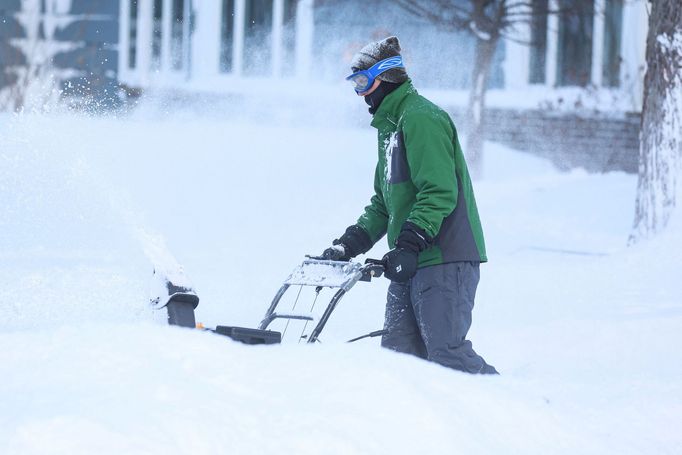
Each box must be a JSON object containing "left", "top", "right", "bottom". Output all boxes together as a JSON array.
[{"left": 150, "top": 258, "right": 385, "bottom": 345}]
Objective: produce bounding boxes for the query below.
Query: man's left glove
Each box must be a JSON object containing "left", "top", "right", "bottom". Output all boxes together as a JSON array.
[
  {"left": 322, "top": 225, "right": 373, "bottom": 261},
  {"left": 382, "top": 222, "right": 433, "bottom": 282}
]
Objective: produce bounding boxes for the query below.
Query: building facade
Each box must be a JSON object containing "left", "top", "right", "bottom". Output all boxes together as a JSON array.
[
  {"left": 116, "top": 0, "right": 646, "bottom": 173},
  {"left": 1, "top": 0, "right": 648, "bottom": 172},
  {"left": 117, "top": 0, "right": 314, "bottom": 91},
  {"left": 116, "top": 0, "right": 647, "bottom": 113}
]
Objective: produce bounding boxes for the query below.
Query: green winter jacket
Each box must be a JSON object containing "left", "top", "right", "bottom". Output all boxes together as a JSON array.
[{"left": 357, "top": 80, "right": 487, "bottom": 267}]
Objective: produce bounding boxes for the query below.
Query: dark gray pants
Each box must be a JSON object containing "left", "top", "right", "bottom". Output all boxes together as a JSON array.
[{"left": 381, "top": 262, "right": 498, "bottom": 374}]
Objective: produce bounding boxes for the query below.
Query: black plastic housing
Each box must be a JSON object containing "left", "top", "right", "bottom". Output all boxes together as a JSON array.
[{"left": 213, "top": 326, "right": 282, "bottom": 345}]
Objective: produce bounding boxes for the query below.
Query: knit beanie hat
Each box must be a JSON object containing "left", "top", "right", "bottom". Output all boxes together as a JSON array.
[{"left": 350, "top": 36, "right": 408, "bottom": 84}]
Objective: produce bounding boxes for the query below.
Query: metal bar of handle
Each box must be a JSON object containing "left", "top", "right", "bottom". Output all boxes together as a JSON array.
[
  {"left": 307, "top": 289, "right": 347, "bottom": 343},
  {"left": 260, "top": 259, "right": 386, "bottom": 341},
  {"left": 260, "top": 312, "right": 314, "bottom": 330},
  {"left": 258, "top": 284, "right": 290, "bottom": 330}
]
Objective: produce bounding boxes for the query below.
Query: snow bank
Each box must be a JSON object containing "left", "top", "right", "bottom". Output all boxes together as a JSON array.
[
  {"left": 0, "top": 324, "right": 595, "bottom": 455},
  {"left": 0, "top": 110, "right": 680, "bottom": 453}
]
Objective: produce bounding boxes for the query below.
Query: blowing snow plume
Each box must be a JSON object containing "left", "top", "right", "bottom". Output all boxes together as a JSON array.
[{"left": 0, "top": 113, "right": 179, "bottom": 330}]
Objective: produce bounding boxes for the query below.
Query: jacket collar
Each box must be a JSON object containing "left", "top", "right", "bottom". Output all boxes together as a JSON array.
[{"left": 370, "top": 80, "right": 415, "bottom": 129}]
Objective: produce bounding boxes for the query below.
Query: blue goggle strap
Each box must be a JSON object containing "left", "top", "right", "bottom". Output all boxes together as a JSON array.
[
  {"left": 366, "top": 55, "right": 404, "bottom": 79},
  {"left": 345, "top": 55, "right": 404, "bottom": 84}
]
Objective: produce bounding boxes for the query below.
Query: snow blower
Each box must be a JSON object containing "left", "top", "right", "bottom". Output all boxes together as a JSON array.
[{"left": 150, "top": 257, "right": 386, "bottom": 345}]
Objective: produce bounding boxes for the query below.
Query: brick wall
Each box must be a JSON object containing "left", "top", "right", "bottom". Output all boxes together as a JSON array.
[{"left": 446, "top": 107, "right": 641, "bottom": 174}]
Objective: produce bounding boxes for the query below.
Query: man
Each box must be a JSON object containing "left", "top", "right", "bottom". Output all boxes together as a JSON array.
[{"left": 324, "top": 36, "right": 497, "bottom": 374}]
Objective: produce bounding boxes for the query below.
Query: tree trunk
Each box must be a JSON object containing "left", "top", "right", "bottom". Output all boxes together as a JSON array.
[
  {"left": 466, "top": 35, "right": 498, "bottom": 179},
  {"left": 629, "top": 0, "right": 682, "bottom": 243}
]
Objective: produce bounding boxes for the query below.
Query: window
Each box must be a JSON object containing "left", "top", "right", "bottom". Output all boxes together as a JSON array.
[
  {"left": 171, "top": 0, "right": 184, "bottom": 70},
  {"left": 556, "top": 0, "right": 594, "bottom": 87},
  {"left": 529, "top": 0, "right": 548, "bottom": 84},
  {"left": 602, "top": 0, "right": 623, "bottom": 87},
  {"left": 128, "top": 0, "right": 138, "bottom": 69},
  {"left": 281, "top": 0, "right": 297, "bottom": 77},
  {"left": 152, "top": 0, "right": 163, "bottom": 70},
  {"left": 220, "top": 0, "right": 235, "bottom": 73},
  {"left": 243, "top": 0, "right": 274, "bottom": 76}
]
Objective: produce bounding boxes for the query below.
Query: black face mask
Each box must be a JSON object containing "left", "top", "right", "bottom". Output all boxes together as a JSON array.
[{"left": 364, "top": 81, "right": 402, "bottom": 115}]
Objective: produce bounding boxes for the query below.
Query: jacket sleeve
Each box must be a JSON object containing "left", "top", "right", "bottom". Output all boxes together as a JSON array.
[
  {"left": 356, "top": 162, "right": 389, "bottom": 243},
  {"left": 402, "top": 110, "right": 458, "bottom": 238}
]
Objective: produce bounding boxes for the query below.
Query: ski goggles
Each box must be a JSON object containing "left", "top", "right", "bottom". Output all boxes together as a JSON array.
[{"left": 345, "top": 56, "right": 404, "bottom": 93}]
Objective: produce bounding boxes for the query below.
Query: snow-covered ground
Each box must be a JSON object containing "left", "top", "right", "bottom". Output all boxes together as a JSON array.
[{"left": 0, "top": 105, "right": 680, "bottom": 454}]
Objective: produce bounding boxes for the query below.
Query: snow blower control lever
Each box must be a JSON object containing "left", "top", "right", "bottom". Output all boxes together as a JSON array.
[
  {"left": 361, "top": 258, "right": 386, "bottom": 281},
  {"left": 151, "top": 258, "right": 385, "bottom": 345}
]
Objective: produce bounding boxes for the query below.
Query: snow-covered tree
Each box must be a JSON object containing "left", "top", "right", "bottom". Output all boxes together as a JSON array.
[
  {"left": 630, "top": 0, "right": 682, "bottom": 243},
  {"left": 2, "top": 0, "right": 76, "bottom": 112},
  {"left": 0, "top": 11, "right": 25, "bottom": 102}
]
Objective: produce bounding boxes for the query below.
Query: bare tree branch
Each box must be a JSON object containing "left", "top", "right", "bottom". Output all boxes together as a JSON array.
[{"left": 393, "top": 0, "right": 472, "bottom": 30}]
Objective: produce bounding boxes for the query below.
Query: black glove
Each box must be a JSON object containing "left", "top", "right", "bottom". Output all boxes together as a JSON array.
[
  {"left": 322, "top": 225, "right": 373, "bottom": 261},
  {"left": 321, "top": 244, "right": 348, "bottom": 261},
  {"left": 382, "top": 222, "right": 433, "bottom": 282},
  {"left": 382, "top": 248, "right": 418, "bottom": 282}
]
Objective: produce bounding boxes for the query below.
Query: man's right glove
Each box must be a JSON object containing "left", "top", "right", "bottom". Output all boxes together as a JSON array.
[
  {"left": 382, "top": 248, "right": 419, "bottom": 282},
  {"left": 322, "top": 225, "right": 373, "bottom": 261},
  {"left": 382, "top": 222, "right": 432, "bottom": 282}
]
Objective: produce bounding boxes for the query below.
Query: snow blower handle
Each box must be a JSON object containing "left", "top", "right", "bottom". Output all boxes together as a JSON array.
[{"left": 360, "top": 258, "right": 385, "bottom": 282}]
